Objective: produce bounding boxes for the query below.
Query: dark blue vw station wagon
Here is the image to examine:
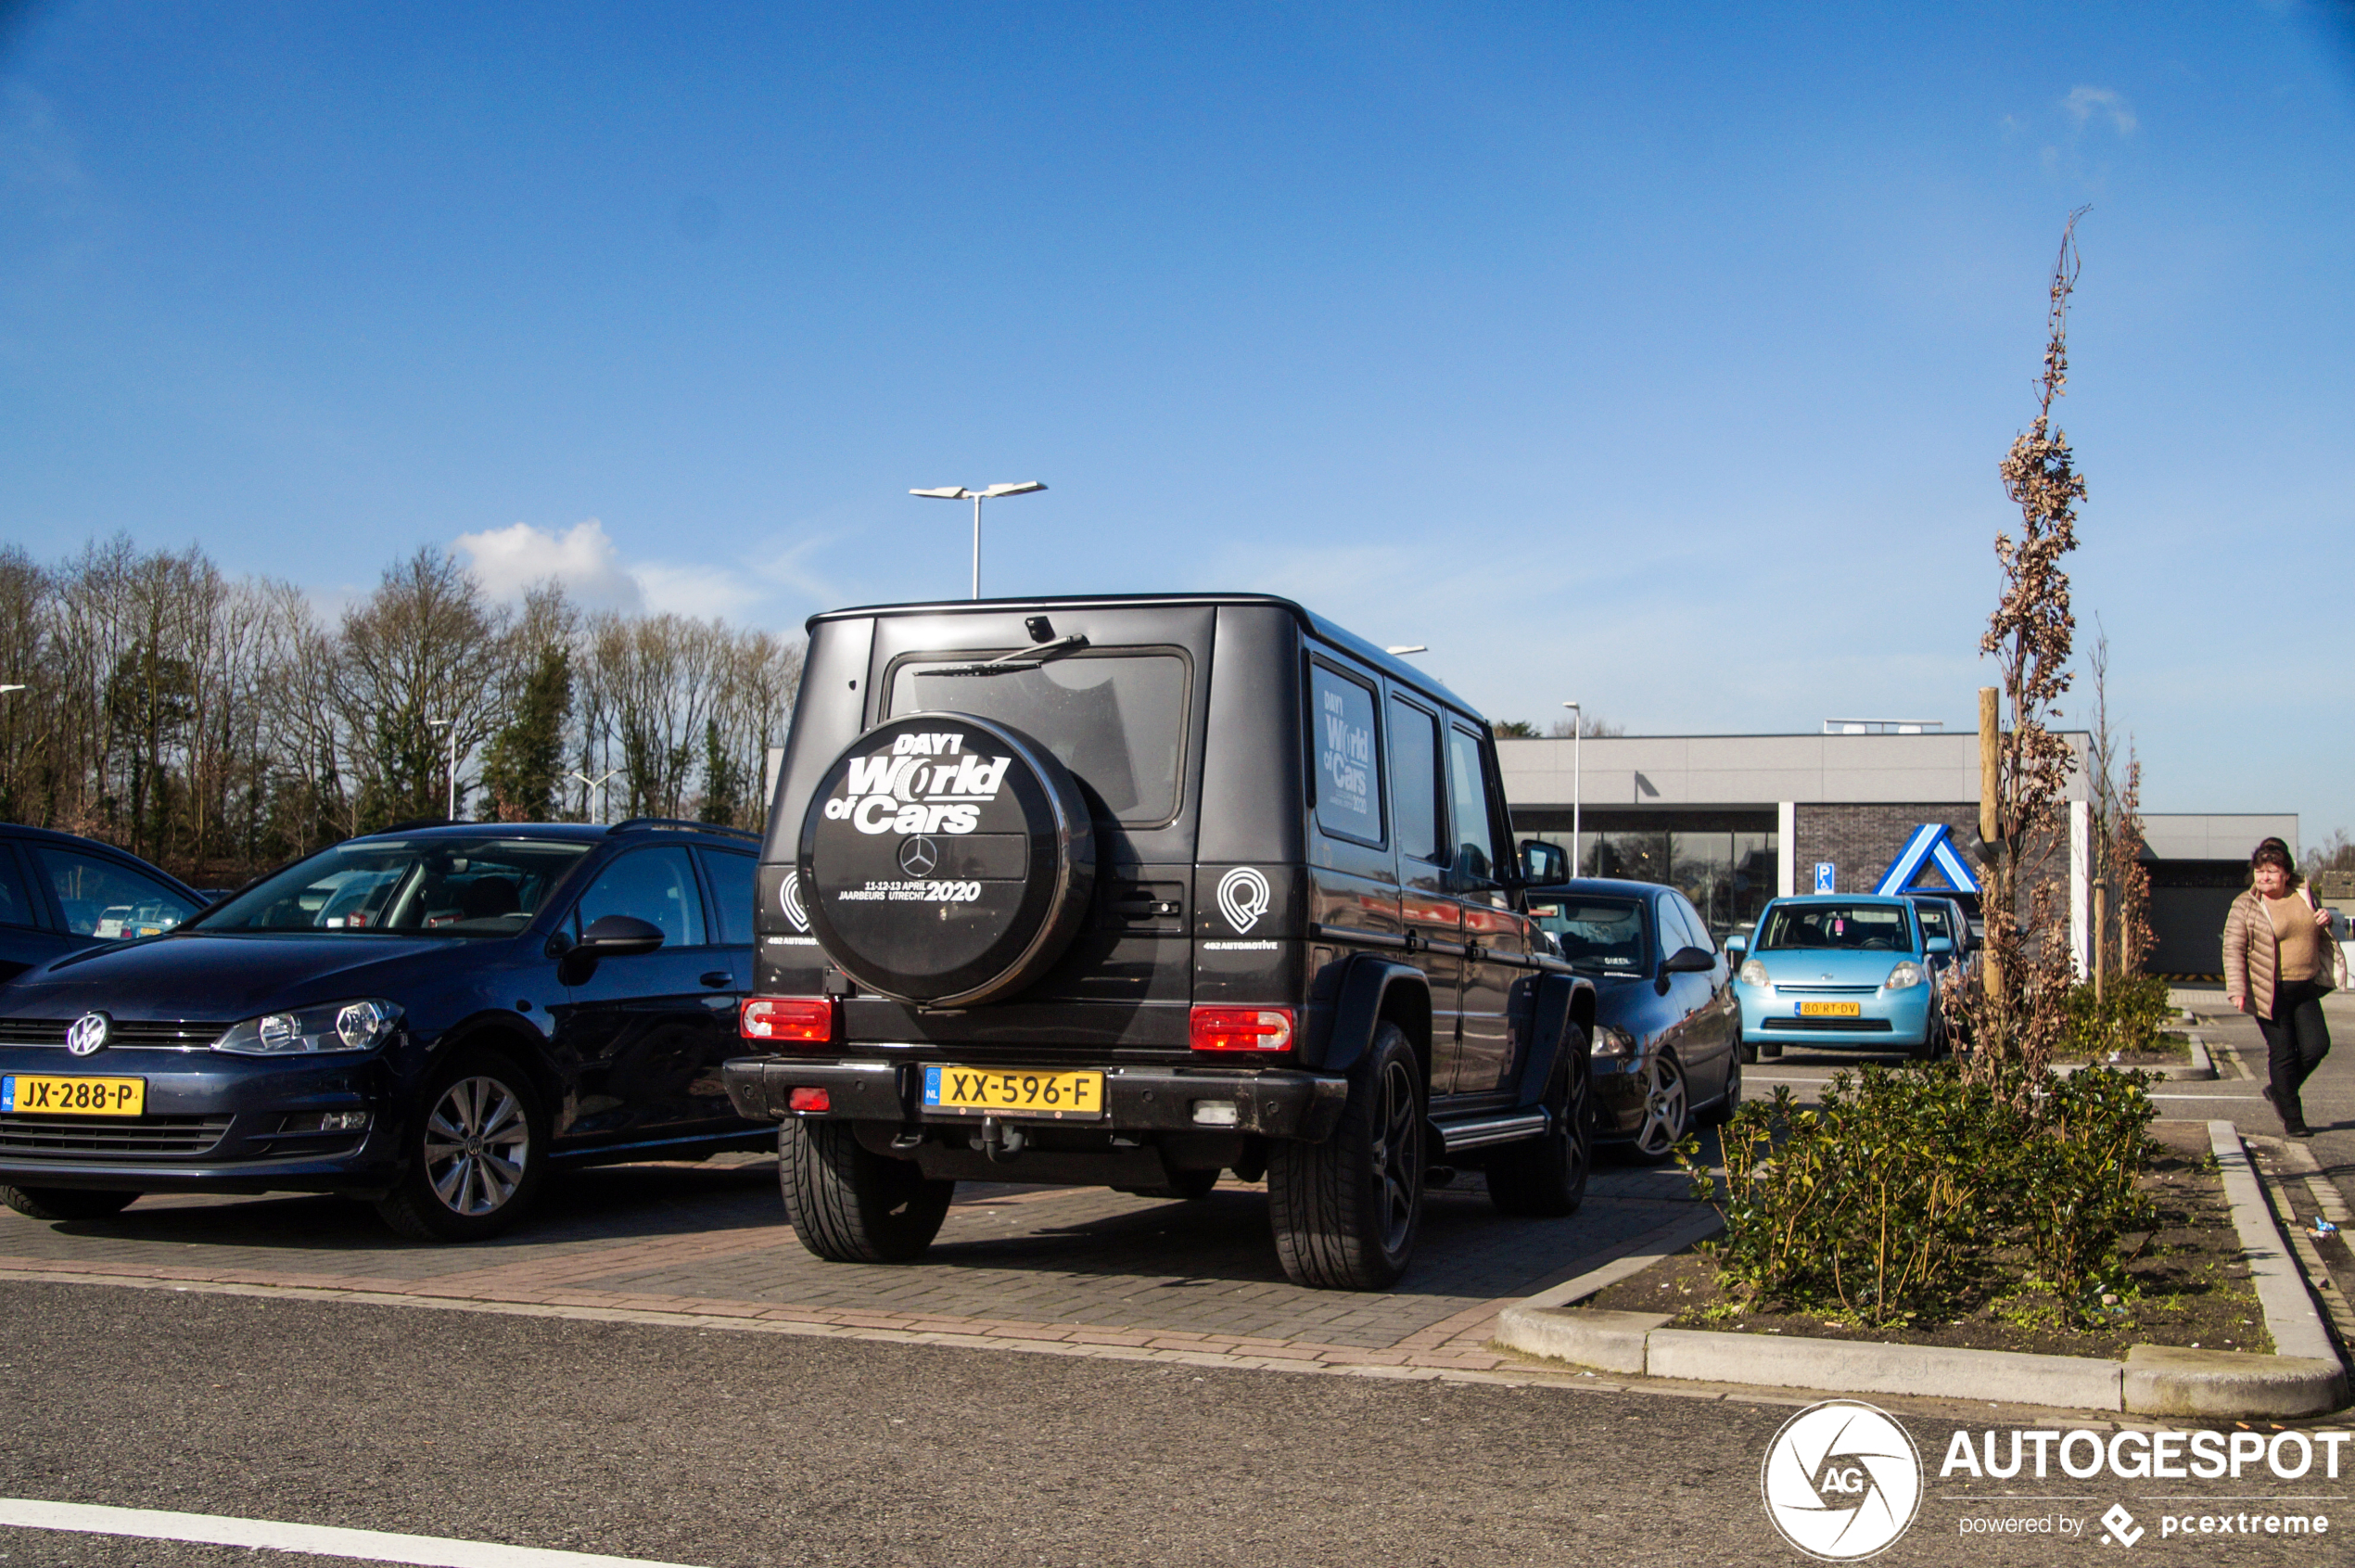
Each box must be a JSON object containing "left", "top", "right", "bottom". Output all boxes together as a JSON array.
[{"left": 0, "top": 819, "right": 767, "bottom": 1240}]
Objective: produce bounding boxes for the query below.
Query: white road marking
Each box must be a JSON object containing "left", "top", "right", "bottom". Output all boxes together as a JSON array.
[{"left": 0, "top": 1498, "right": 707, "bottom": 1568}]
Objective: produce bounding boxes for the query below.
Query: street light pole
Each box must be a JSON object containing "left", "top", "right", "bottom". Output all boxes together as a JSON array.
[
  {"left": 569, "top": 768, "right": 622, "bottom": 825},
  {"left": 910, "top": 481, "right": 1048, "bottom": 598},
  {"left": 1561, "top": 701, "right": 1583, "bottom": 876}
]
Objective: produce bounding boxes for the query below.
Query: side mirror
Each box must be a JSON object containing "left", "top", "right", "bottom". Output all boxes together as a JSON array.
[
  {"left": 577, "top": 914, "right": 666, "bottom": 957},
  {"left": 1725, "top": 935, "right": 1748, "bottom": 961},
  {"left": 1926, "top": 936, "right": 1954, "bottom": 955},
  {"left": 1662, "top": 944, "right": 1716, "bottom": 975},
  {"left": 1519, "top": 838, "right": 1570, "bottom": 884}
]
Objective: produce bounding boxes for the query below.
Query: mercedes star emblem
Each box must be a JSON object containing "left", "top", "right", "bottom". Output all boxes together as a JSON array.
[
  {"left": 897, "top": 835, "right": 941, "bottom": 878},
  {"left": 66, "top": 1011, "right": 111, "bottom": 1057}
]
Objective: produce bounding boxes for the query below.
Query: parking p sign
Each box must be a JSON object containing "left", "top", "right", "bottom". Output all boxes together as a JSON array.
[{"left": 1814, "top": 862, "right": 1835, "bottom": 894}]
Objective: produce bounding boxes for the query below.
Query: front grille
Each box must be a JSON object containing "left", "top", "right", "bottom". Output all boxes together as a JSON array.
[
  {"left": 1771, "top": 986, "right": 1880, "bottom": 995},
  {"left": 1761, "top": 1017, "right": 1894, "bottom": 1033},
  {"left": 0, "top": 1019, "right": 230, "bottom": 1050},
  {"left": 0, "top": 1114, "right": 236, "bottom": 1157}
]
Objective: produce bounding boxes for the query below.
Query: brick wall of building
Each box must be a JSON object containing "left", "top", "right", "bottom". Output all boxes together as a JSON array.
[{"left": 1791, "top": 804, "right": 1985, "bottom": 898}]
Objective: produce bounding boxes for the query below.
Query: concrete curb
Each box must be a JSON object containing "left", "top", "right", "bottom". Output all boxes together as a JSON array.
[
  {"left": 1488, "top": 1123, "right": 2348, "bottom": 1417},
  {"left": 2051, "top": 1035, "right": 2212, "bottom": 1080}
]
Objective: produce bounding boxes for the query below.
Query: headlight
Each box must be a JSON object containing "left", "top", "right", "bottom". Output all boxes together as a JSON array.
[
  {"left": 213, "top": 999, "right": 403, "bottom": 1056},
  {"left": 1884, "top": 962, "right": 1925, "bottom": 991},
  {"left": 1738, "top": 959, "right": 1769, "bottom": 988},
  {"left": 1591, "top": 1025, "right": 1636, "bottom": 1060}
]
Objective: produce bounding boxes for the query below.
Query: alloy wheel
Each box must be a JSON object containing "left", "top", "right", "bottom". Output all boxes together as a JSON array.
[
  {"left": 1368, "top": 1056, "right": 1421, "bottom": 1251},
  {"left": 422, "top": 1076, "right": 531, "bottom": 1217},
  {"left": 1635, "top": 1052, "right": 1689, "bottom": 1158}
]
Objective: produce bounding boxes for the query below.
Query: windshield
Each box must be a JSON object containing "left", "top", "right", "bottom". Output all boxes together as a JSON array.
[
  {"left": 887, "top": 649, "right": 1189, "bottom": 823},
  {"left": 194, "top": 838, "right": 592, "bottom": 936},
  {"left": 1757, "top": 902, "right": 1916, "bottom": 952},
  {"left": 1527, "top": 896, "right": 1650, "bottom": 974}
]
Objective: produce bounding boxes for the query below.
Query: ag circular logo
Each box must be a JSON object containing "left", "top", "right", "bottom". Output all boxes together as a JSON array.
[
  {"left": 897, "top": 835, "right": 941, "bottom": 878},
  {"left": 65, "top": 1012, "right": 111, "bottom": 1057},
  {"left": 1760, "top": 1400, "right": 1922, "bottom": 1560}
]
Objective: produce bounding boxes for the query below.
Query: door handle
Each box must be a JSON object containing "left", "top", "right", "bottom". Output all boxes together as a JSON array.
[{"left": 700, "top": 971, "right": 733, "bottom": 988}]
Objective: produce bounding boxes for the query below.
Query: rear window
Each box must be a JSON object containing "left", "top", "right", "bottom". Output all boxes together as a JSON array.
[
  {"left": 1528, "top": 895, "right": 1650, "bottom": 973},
  {"left": 886, "top": 649, "right": 1190, "bottom": 825},
  {"left": 1757, "top": 902, "right": 1916, "bottom": 952}
]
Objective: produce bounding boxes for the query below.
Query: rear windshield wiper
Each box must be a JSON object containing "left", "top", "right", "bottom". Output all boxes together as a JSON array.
[{"left": 928, "top": 633, "right": 1089, "bottom": 677}]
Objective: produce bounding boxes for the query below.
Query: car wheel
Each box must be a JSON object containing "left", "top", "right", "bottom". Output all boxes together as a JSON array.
[
  {"left": 1485, "top": 1025, "right": 1592, "bottom": 1218},
  {"left": 1911, "top": 1013, "right": 1945, "bottom": 1063},
  {"left": 1698, "top": 1051, "right": 1741, "bottom": 1128},
  {"left": 375, "top": 1052, "right": 547, "bottom": 1243},
  {"left": 778, "top": 1118, "right": 954, "bottom": 1263},
  {"left": 0, "top": 1186, "right": 138, "bottom": 1222},
  {"left": 1626, "top": 1049, "right": 1691, "bottom": 1165},
  {"left": 1268, "top": 1022, "right": 1423, "bottom": 1290}
]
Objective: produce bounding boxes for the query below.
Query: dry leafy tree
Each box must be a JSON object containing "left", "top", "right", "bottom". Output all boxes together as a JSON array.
[
  {"left": 1960, "top": 209, "right": 2091, "bottom": 1090},
  {"left": 2084, "top": 628, "right": 2156, "bottom": 979}
]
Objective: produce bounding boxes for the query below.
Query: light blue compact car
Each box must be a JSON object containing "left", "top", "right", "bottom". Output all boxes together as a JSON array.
[{"left": 1725, "top": 895, "right": 1952, "bottom": 1060}]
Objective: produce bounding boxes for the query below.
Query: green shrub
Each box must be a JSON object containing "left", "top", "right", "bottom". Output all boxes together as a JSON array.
[
  {"left": 2064, "top": 973, "right": 2173, "bottom": 1059},
  {"left": 1687, "top": 1062, "right": 2159, "bottom": 1329}
]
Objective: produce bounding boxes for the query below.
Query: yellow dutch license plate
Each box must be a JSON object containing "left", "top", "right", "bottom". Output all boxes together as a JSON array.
[
  {"left": 2, "top": 1075, "right": 146, "bottom": 1116},
  {"left": 1798, "top": 1002, "right": 1863, "bottom": 1018},
  {"left": 923, "top": 1065, "right": 1104, "bottom": 1119}
]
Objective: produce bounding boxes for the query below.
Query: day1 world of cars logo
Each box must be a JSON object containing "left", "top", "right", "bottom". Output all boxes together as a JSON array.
[{"left": 1761, "top": 1399, "right": 1923, "bottom": 1560}]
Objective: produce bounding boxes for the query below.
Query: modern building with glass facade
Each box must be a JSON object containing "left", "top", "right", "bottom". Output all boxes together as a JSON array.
[{"left": 1496, "top": 731, "right": 2293, "bottom": 979}]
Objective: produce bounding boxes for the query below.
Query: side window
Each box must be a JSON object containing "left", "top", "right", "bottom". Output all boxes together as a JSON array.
[
  {"left": 698, "top": 848, "right": 757, "bottom": 947},
  {"left": 1388, "top": 698, "right": 1442, "bottom": 863},
  {"left": 1665, "top": 896, "right": 1708, "bottom": 955},
  {"left": 1444, "top": 724, "right": 1497, "bottom": 885},
  {"left": 0, "top": 847, "right": 36, "bottom": 930},
  {"left": 574, "top": 848, "right": 707, "bottom": 950},
  {"left": 32, "top": 847, "right": 199, "bottom": 938},
  {"left": 1309, "top": 662, "right": 1383, "bottom": 845}
]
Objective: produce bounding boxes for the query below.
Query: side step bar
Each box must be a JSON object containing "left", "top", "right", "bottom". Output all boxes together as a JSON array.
[{"left": 1432, "top": 1110, "right": 1549, "bottom": 1154}]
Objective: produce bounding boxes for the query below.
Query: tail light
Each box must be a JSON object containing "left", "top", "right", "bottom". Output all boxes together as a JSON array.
[
  {"left": 1190, "top": 1005, "right": 1294, "bottom": 1053},
  {"left": 741, "top": 996, "right": 836, "bottom": 1045}
]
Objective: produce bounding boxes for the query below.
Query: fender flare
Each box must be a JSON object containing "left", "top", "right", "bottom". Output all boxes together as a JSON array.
[
  {"left": 1302, "top": 955, "right": 1431, "bottom": 1077},
  {"left": 1511, "top": 972, "right": 1595, "bottom": 1110}
]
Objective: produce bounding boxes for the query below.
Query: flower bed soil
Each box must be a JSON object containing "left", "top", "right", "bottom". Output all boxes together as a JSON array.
[
  {"left": 1589, "top": 1120, "right": 2270, "bottom": 1360},
  {"left": 2053, "top": 1030, "right": 2194, "bottom": 1066}
]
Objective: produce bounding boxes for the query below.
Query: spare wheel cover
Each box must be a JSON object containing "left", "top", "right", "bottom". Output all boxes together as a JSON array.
[{"left": 799, "top": 713, "right": 1097, "bottom": 1007}]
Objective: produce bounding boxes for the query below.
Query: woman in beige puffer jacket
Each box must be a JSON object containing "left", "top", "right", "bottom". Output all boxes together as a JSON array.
[{"left": 2222, "top": 836, "right": 2335, "bottom": 1137}]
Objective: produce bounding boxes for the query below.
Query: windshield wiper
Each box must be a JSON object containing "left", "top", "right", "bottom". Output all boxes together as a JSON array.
[{"left": 928, "top": 633, "right": 1089, "bottom": 678}]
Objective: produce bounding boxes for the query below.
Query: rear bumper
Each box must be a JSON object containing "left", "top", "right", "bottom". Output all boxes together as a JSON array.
[{"left": 722, "top": 1056, "right": 1351, "bottom": 1142}]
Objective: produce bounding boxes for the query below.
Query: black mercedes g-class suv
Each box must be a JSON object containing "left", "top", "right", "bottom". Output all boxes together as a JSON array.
[{"left": 722, "top": 594, "right": 1597, "bottom": 1289}]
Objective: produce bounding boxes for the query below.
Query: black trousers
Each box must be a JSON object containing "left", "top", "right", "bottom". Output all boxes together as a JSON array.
[{"left": 2258, "top": 978, "right": 2333, "bottom": 1126}]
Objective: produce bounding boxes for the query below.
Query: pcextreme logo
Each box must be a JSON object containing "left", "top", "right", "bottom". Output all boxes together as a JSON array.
[
  {"left": 821, "top": 732, "right": 1011, "bottom": 836},
  {"left": 1760, "top": 1400, "right": 1924, "bottom": 1561}
]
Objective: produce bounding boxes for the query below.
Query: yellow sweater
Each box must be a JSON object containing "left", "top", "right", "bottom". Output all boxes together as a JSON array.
[{"left": 2267, "top": 894, "right": 2323, "bottom": 984}]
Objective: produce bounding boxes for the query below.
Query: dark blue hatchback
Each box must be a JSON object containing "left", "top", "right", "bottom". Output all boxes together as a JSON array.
[{"left": 0, "top": 820, "right": 767, "bottom": 1240}]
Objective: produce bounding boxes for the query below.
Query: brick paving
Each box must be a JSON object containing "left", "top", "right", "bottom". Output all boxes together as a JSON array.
[{"left": 0, "top": 1154, "right": 1707, "bottom": 1374}]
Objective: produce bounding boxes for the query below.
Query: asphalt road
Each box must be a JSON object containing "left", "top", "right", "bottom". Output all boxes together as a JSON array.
[{"left": 0, "top": 1281, "right": 2347, "bottom": 1568}]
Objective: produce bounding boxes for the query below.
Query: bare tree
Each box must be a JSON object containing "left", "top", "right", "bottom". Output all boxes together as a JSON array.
[{"left": 1960, "top": 208, "right": 2090, "bottom": 1090}]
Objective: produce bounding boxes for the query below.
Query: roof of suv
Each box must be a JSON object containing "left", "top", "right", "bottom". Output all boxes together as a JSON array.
[{"left": 808, "top": 592, "right": 1477, "bottom": 716}]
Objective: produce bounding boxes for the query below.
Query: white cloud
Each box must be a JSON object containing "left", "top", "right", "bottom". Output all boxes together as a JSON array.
[
  {"left": 2064, "top": 86, "right": 2137, "bottom": 135},
  {"left": 631, "top": 560, "right": 768, "bottom": 619},
  {"left": 453, "top": 518, "right": 644, "bottom": 610}
]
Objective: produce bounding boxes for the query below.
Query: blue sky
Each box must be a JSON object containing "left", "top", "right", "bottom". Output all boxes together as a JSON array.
[{"left": 4, "top": 3, "right": 2350, "bottom": 844}]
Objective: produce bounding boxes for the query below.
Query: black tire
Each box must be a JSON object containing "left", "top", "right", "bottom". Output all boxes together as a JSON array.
[
  {"left": 1267, "top": 1023, "right": 1423, "bottom": 1290},
  {"left": 1737, "top": 1041, "right": 1758, "bottom": 1065},
  {"left": 1911, "top": 1013, "right": 1946, "bottom": 1063},
  {"left": 1698, "top": 1050, "right": 1741, "bottom": 1128},
  {"left": 1118, "top": 1169, "right": 1220, "bottom": 1201},
  {"left": 1625, "top": 1049, "right": 1691, "bottom": 1165},
  {"left": 375, "top": 1051, "right": 548, "bottom": 1243},
  {"left": 779, "top": 1119, "right": 954, "bottom": 1263},
  {"left": 1759, "top": 1040, "right": 1783, "bottom": 1059},
  {"left": 1486, "top": 1026, "right": 1593, "bottom": 1217},
  {"left": 0, "top": 1186, "right": 138, "bottom": 1221}
]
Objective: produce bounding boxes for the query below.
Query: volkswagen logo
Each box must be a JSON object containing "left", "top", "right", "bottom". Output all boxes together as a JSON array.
[
  {"left": 897, "top": 835, "right": 941, "bottom": 878},
  {"left": 66, "top": 1012, "right": 111, "bottom": 1058}
]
